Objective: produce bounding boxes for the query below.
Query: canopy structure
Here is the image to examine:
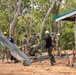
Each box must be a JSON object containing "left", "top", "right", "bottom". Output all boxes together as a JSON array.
[
  {"left": 53, "top": 9, "right": 76, "bottom": 47},
  {"left": 53, "top": 9, "right": 76, "bottom": 22}
]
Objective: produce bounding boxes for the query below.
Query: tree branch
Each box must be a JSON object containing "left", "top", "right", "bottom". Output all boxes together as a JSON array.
[
  {"left": 9, "top": 0, "right": 22, "bottom": 36},
  {"left": 39, "top": 0, "right": 56, "bottom": 38}
]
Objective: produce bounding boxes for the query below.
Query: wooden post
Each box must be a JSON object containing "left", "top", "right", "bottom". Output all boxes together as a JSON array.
[{"left": 74, "top": 18, "right": 76, "bottom": 48}]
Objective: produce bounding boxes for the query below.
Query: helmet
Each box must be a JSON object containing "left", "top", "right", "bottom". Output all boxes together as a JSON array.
[
  {"left": 32, "top": 33, "right": 36, "bottom": 35},
  {"left": 4, "top": 32, "right": 7, "bottom": 35},
  {"left": 37, "top": 35, "right": 39, "bottom": 38},
  {"left": 51, "top": 32, "right": 54, "bottom": 35},
  {"left": 57, "top": 33, "right": 60, "bottom": 36},
  {"left": 24, "top": 34, "right": 27, "bottom": 37},
  {"left": 45, "top": 30, "right": 49, "bottom": 34}
]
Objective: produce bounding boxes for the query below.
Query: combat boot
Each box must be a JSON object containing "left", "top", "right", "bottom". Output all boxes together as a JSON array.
[{"left": 50, "top": 61, "right": 54, "bottom": 66}]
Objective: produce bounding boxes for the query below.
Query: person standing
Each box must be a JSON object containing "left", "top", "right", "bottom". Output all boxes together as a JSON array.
[
  {"left": 29, "top": 33, "right": 37, "bottom": 46},
  {"left": 8, "top": 36, "right": 18, "bottom": 63},
  {"left": 44, "top": 30, "right": 56, "bottom": 66},
  {"left": 21, "top": 34, "right": 29, "bottom": 55},
  {"left": 56, "top": 33, "right": 61, "bottom": 56},
  {"left": 2, "top": 32, "right": 9, "bottom": 62}
]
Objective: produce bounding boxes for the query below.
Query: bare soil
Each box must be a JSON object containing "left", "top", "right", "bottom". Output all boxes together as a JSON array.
[{"left": 0, "top": 57, "right": 76, "bottom": 75}]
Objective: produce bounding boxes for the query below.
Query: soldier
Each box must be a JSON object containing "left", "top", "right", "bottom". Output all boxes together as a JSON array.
[
  {"left": 2, "top": 32, "right": 9, "bottom": 62},
  {"left": 21, "top": 34, "right": 29, "bottom": 55},
  {"left": 51, "top": 32, "right": 56, "bottom": 49},
  {"left": 56, "top": 33, "right": 61, "bottom": 56},
  {"left": 29, "top": 33, "right": 37, "bottom": 46},
  {"left": 8, "top": 36, "right": 19, "bottom": 63}
]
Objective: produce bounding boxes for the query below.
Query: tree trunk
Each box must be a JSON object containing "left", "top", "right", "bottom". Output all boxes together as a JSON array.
[
  {"left": 39, "top": 0, "right": 56, "bottom": 38},
  {"left": 7, "top": 0, "right": 10, "bottom": 21},
  {"left": 54, "top": 0, "right": 62, "bottom": 51},
  {"left": 54, "top": 0, "right": 62, "bottom": 35},
  {"left": 9, "top": 0, "right": 22, "bottom": 36},
  {"left": 56, "top": 0, "right": 62, "bottom": 15}
]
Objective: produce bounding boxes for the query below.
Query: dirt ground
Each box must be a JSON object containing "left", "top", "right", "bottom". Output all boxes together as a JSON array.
[{"left": 0, "top": 57, "right": 76, "bottom": 75}]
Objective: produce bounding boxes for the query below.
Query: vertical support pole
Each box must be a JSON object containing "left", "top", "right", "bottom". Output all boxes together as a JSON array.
[
  {"left": 74, "top": 18, "right": 76, "bottom": 48},
  {"left": 54, "top": 22, "right": 58, "bottom": 51}
]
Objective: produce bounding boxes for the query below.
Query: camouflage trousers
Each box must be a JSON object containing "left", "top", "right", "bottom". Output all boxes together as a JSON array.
[
  {"left": 47, "top": 47, "right": 55, "bottom": 63},
  {"left": 22, "top": 44, "right": 29, "bottom": 55},
  {"left": 2, "top": 47, "right": 10, "bottom": 62}
]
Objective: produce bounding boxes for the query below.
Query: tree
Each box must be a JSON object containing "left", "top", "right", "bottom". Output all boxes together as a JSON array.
[
  {"left": 9, "top": 0, "right": 22, "bottom": 36},
  {"left": 39, "top": 0, "right": 56, "bottom": 38},
  {"left": 61, "top": 22, "right": 74, "bottom": 49}
]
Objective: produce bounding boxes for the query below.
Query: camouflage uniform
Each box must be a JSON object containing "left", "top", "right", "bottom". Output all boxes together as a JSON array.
[
  {"left": 2, "top": 35, "right": 9, "bottom": 62},
  {"left": 21, "top": 37, "right": 29, "bottom": 55},
  {"left": 29, "top": 34, "right": 37, "bottom": 46},
  {"left": 30, "top": 45, "right": 38, "bottom": 56}
]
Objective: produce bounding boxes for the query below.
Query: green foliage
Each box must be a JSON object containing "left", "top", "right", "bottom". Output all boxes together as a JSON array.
[
  {"left": 61, "top": 22, "right": 75, "bottom": 49},
  {"left": 0, "top": 0, "right": 14, "bottom": 33},
  {"left": 0, "top": 0, "right": 76, "bottom": 49},
  {"left": 36, "top": 0, "right": 48, "bottom": 4}
]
